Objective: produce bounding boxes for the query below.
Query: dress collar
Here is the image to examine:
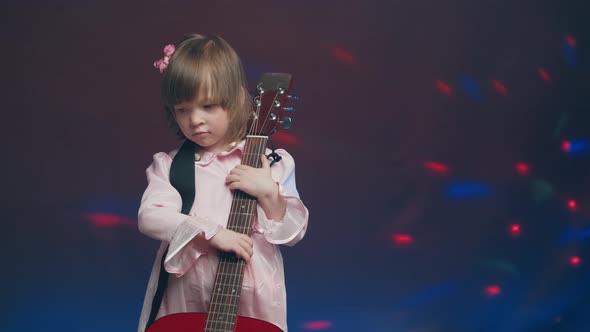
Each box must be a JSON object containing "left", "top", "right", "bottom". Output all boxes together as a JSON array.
[{"left": 194, "top": 139, "right": 246, "bottom": 165}]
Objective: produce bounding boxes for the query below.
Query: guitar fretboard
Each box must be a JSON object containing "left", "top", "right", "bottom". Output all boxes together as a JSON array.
[{"left": 204, "top": 135, "right": 268, "bottom": 332}]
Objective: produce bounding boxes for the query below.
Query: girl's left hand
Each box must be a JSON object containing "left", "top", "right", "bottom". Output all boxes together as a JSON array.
[{"left": 225, "top": 155, "right": 278, "bottom": 199}]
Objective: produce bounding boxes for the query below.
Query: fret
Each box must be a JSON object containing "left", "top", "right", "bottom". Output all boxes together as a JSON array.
[
  {"left": 208, "top": 302, "right": 239, "bottom": 309},
  {"left": 215, "top": 271, "right": 243, "bottom": 277},
  {"left": 226, "top": 223, "right": 250, "bottom": 227},
  {"left": 205, "top": 310, "right": 238, "bottom": 332},
  {"left": 204, "top": 322, "right": 236, "bottom": 332},
  {"left": 217, "top": 253, "right": 247, "bottom": 263},
  {"left": 229, "top": 211, "right": 254, "bottom": 217},
  {"left": 232, "top": 195, "right": 256, "bottom": 199},
  {"left": 228, "top": 208, "right": 255, "bottom": 216},
  {"left": 231, "top": 202, "right": 255, "bottom": 209},
  {"left": 211, "top": 289, "right": 241, "bottom": 296},
  {"left": 213, "top": 279, "right": 243, "bottom": 289},
  {"left": 212, "top": 282, "right": 244, "bottom": 288},
  {"left": 225, "top": 225, "right": 250, "bottom": 231},
  {"left": 210, "top": 294, "right": 241, "bottom": 301},
  {"left": 217, "top": 271, "right": 241, "bottom": 278},
  {"left": 232, "top": 193, "right": 256, "bottom": 202},
  {"left": 207, "top": 321, "right": 235, "bottom": 325},
  {"left": 229, "top": 205, "right": 255, "bottom": 213}
]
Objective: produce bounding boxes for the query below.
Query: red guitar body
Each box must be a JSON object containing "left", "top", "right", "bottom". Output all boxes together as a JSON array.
[{"left": 147, "top": 313, "right": 283, "bottom": 332}]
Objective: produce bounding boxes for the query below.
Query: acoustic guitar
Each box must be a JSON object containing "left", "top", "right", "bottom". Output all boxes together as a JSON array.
[{"left": 148, "top": 73, "right": 296, "bottom": 332}]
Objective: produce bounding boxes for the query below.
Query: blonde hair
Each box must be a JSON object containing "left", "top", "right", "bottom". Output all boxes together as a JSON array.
[{"left": 160, "top": 34, "right": 252, "bottom": 144}]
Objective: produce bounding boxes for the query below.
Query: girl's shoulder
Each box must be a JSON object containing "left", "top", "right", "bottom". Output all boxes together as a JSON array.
[
  {"left": 152, "top": 143, "right": 183, "bottom": 160},
  {"left": 167, "top": 147, "right": 181, "bottom": 159},
  {"left": 147, "top": 148, "right": 178, "bottom": 168}
]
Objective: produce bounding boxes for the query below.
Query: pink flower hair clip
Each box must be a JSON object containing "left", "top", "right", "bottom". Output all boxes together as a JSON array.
[{"left": 153, "top": 44, "right": 176, "bottom": 73}]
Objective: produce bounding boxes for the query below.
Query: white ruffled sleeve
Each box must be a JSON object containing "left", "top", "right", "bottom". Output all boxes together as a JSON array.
[
  {"left": 255, "top": 149, "right": 309, "bottom": 246},
  {"left": 138, "top": 152, "right": 222, "bottom": 276}
]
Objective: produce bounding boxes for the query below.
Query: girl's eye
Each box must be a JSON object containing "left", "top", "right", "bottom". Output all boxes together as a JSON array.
[
  {"left": 203, "top": 104, "right": 216, "bottom": 110},
  {"left": 175, "top": 108, "right": 186, "bottom": 113}
]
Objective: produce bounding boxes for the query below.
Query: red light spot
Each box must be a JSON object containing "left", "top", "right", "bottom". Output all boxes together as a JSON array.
[
  {"left": 485, "top": 285, "right": 501, "bottom": 297},
  {"left": 515, "top": 162, "right": 530, "bottom": 175},
  {"left": 562, "top": 140, "right": 571, "bottom": 152},
  {"left": 392, "top": 234, "right": 414, "bottom": 246},
  {"left": 330, "top": 47, "right": 354, "bottom": 64},
  {"left": 492, "top": 80, "right": 507, "bottom": 96},
  {"left": 85, "top": 213, "right": 134, "bottom": 227},
  {"left": 424, "top": 161, "right": 449, "bottom": 175},
  {"left": 538, "top": 67, "right": 551, "bottom": 82},
  {"left": 271, "top": 131, "right": 300, "bottom": 146},
  {"left": 570, "top": 256, "right": 581, "bottom": 266},
  {"left": 567, "top": 199, "right": 577, "bottom": 211},
  {"left": 436, "top": 80, "right": 452, "bottom": 96},
  {"left": 304, "top": 321, "right": 332, "bottom": 330},
  {"left": 509, "top": 224, "right": 521, "bottom": 237},
  {"left": 566, "top": 35, "right": 577, "bottom": 47}
]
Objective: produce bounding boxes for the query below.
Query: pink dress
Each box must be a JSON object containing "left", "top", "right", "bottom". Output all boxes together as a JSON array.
[{"left": 136, "top": 140, "right": 309, "bottom": 332}]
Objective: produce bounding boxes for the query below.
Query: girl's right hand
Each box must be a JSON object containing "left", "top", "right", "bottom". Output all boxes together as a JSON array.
[{"left": 209, "top": 228, "right": 254, "bottom": 263}]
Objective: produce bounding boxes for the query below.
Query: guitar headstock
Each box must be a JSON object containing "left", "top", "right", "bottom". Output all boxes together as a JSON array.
[{"left": 248, "top": 73, "right": 298, "bottom": 136}]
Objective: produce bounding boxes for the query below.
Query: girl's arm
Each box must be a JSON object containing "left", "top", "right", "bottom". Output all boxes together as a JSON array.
[
  {"left": 225, "top": 149, "right": 309, "bottom": 246},
  {"left": 255, "top": 149, "right": 309, "bottom": 246},
  {"left": 138, "top": 152, "right": 222, "bottom": 276}
]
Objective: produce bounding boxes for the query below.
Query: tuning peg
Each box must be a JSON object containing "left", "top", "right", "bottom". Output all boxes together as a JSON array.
[
  {"left": 280, "top": 117, "right": 292, "bottom": 129},
  {"left": 287, "top": 94, "right": 300, "bottom": 101},
  {"left": 283, "top": 107, "right": 295, "bottom": 112}
]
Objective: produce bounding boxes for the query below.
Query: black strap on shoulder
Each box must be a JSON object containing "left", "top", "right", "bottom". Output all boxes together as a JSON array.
[
  {"left": 146, "top": 139, "right": 196, "bottom": 330},
  {"left": 170, "top": 139, "right": 197, "bottom": 214}
]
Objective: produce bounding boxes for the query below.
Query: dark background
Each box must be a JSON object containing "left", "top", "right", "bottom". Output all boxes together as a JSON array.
[{"left": 4, "top": 0, "right": 590, "bottom": 331}]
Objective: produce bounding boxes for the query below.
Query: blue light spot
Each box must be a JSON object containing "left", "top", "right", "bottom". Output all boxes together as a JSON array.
[
  {"left": 565, "top": 139, "right": 588, "bottom": 155},
  {"left": 560, "top": 227, "right": 590, "bottom": 244},
  {"left": 446, "top": 182, "right": 491, "bottom": 198},
  {"left": 460, "top": 78, "right": 481, "bottom": 102}
]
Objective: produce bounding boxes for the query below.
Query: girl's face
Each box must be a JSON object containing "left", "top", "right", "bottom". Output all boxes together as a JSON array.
[{"left": 173, "top": 95, "right": 231, "bottom": 152}]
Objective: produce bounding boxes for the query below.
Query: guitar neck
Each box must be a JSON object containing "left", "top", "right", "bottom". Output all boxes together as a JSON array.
[
  {"left": 204, "top": 135, "right": 268, "bottom": 332},
  {"left": 226, "top": 135, "right": 268, "bottom": 234}
]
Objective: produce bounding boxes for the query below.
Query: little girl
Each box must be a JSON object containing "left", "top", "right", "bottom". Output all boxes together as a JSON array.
[{"left": 137, "top": 34, "right": 309, "bottom": 332}]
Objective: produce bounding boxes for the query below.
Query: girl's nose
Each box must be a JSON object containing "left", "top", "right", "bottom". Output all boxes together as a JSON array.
[{"left": 189, "top": 110, "right": 205, "bottom": 126}]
